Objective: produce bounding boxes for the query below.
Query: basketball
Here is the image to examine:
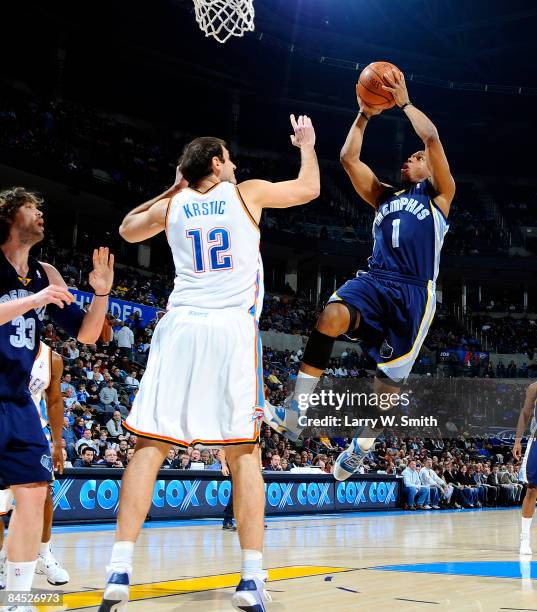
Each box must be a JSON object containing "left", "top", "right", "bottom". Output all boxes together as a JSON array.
[{"left": 357, "top": 61, "right": 400, "bottom": 109}]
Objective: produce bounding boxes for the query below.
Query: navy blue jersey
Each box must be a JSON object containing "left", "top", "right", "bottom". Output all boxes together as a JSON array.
[
  {"left": 369, "top": 180, "right": 449, "bottom": 282},
  {"left": 0, "top": 250, "right": 49, "bottom": 402}
]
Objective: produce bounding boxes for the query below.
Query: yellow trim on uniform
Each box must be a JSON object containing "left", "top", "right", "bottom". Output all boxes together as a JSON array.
[
  {"left": 378, "top": 280, "right": 434, "bottom": 367},
  {"left": 46, "top": 566, "right": 352, "bottom": 610},
  {"left": 394, "top": 188, "right": 407, "bottom": 196}
]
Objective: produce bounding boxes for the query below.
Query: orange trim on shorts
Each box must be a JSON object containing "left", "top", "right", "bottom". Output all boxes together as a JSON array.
[
  {"left": 235, "top": 186, "right": 260, "bottom": 232},
  {"left": 124, "top": 422, "right": 260, "bottom": 448}
]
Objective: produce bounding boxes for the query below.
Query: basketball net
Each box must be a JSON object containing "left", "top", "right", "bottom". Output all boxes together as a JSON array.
[{"left": 193, "top": 0, "right": 255, "bottom": 44}]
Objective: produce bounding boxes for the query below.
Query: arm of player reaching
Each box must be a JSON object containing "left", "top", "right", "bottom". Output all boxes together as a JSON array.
[
  {"left": 0, "top": 284, "right": 75, "bottom": 326},
  {"left": 513, "top": 382, "right": 537, "bottom": 460},
  {"left": 382, "top": 69, "right": 455, "bottom": 217},
  {"left": 42, "top": 247, "right": 114, "bottom": 344},
  {"left": 238, "top": 115, "right": 320, "bottom": 220},
  {"left": 48, "top": 350, "right": 65, "bottom": 473},
  {"left": 119, "top": 168, "right": 189, "bottom": 243},
  {"left": 340, "top": 89, "right": 392, "bottom": 209}
]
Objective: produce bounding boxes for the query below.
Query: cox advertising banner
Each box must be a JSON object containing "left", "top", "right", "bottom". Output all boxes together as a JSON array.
[
  {"left": 70, "top": 289, "right": 160, "bottom": 327},
  {"left": 52, "top": 470, "right": 400, "bottom": 523}
]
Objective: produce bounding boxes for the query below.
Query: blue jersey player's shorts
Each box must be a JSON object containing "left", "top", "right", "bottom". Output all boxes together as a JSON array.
[
  {"left": 520, "top": 435, "right": 537, "bottom": 486},
  {"left": 328, "top": 269, "right": 436, "bottom": 384},
  {"left": 0, "top": 398, "right": 53, "bottom": 486}
]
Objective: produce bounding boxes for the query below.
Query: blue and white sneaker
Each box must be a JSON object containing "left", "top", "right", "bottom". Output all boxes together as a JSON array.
[
  {"left": 98, "top": 566, "right": 131, "bottom": 611},
  {"left": 333, "top": 438, "right": 369, "bottom": 481},
  {"left": 263, "top": 397, "right": 302, "bottom": 442},
  {"left": 231, "top": 574, "right": 272, "bottom": 612}
]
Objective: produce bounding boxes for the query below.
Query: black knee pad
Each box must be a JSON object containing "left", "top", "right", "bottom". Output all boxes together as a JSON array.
[
  {"left": 340, "top": 301, "right": 360, "bottom": 335},
  {"left": 303, "top": 328, "right": 336, "bottom": 371}
]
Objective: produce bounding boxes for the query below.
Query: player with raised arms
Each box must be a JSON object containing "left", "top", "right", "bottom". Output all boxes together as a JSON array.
[
  {"left": 0, "top": 187, "right": 114, "bottom": 609},
  {"left": 265, "top": 68, "right": 455, "bottom": 481},
  {"left": 99, "top": 115, "right": 319, "bottom": 612},
  {"left": 513, "top": 381, "right": 537, "bottom": 556},
  {"left": 0, "top": 342, "right": 69, "bottom": 588}
]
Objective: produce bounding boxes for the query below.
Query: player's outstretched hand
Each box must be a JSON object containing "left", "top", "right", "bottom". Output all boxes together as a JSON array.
[
  {"left": 169, "top": 166, "right": 189, "bottom": 196},
  {"left": 512, "top": 440, "right": 522, "bottom": 461},
  {"left": 32, "top": 284, "right": 75, "bottom": 309},
  {"left": 52, "top": 442, "right": 64, "bottom": 475},
  {"left": 382, "top": 69, "right": 411, "bottom": 108},
  {"left": 356, "top": 89, "right": 384, "bottom": 117},
  {"left": 290, "top": 114, "right": 316, "bottom": 149},
  {"left": 89, "top": 247, "right": 115, "bottom": 296}
]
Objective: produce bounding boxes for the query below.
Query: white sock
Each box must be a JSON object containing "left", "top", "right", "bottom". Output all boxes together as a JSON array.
[
  {"left": 356, "top": 437, "right": 377, "bottom": 453},
  {"left": 6, "top": 560, "right": 37, "bottom": 591},
  {"left": 292, "top": 371, "right": 320, "bottom": 412},
  {"left": 39, "top": 540, "right": 51, "bottom": 556},
  {"left": 522, "top": 516, "right": 533, "bottom": 537},
  {"left": 109, "top": 541, "right": 134, "bottom": 570},
  {"left": 241, "top": 549, "right": 264, "bottom": 580}
]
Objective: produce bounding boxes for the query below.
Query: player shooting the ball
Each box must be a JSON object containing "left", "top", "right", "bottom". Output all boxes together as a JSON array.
[{"left": 265, "top": 67, "right": 456, "bottom": 481}]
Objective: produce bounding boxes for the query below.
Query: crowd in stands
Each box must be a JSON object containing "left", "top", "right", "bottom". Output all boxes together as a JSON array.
[
  {"left": 2, "top": 82, "right": 534, "bottom": 258},
  {"left": 472, "top": 315, "right": 537, "bottom": 355},
  {"left": 41, "top": 228, "right": 537, "bottom": 360}
]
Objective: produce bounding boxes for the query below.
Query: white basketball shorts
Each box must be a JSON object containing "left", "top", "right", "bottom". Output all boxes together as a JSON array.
[
  {"left": 0, "top": 487, "right": 14, "bottom": 515},
  {"left": 125, "top": 306, "right": 264, "bottom": 447}
]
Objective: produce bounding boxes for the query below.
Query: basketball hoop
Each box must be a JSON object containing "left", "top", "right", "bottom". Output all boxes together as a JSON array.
[{"left": 193, "top": 0, "right": 255, "bottom": 44}]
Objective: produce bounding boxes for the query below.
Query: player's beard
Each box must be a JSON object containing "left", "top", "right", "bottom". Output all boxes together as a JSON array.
[{"left": 18, "top": 223, "right": 44, "bottom": 246}]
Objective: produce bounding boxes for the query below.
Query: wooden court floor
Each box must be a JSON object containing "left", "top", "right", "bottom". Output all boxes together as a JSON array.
[{"left": 32, "top": 508, "right": 537, "bottom": 611}]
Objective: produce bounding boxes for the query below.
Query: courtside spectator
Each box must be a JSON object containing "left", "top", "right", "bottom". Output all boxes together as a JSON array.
[
  {"left": 419, "top": 458, "right": 444, "bottom": 508},
  {"left": 402, "top": 460, "right": 430, "bottom": 510},
  {"left": 267, "top": 454, "right": 283, "bottom": 471},
  {"left": 99, "top": 448, "right": 124, "bottom": 468},
  {"left": 162, "top": 449, "right": 177, "bottom": 469},
  {"left": 74, "top": 446, "right": 97, "bottom": 467}
]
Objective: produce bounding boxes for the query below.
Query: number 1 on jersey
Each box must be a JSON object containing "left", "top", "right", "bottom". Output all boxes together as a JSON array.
[
  {"left": 186, "top": 227, "right": 233, "bottom": 273},
  {"left": 392, "top": 219, "right": 401, "bottom": 248}
]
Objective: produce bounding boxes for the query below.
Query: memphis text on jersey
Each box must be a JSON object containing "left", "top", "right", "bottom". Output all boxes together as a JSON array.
[
  {"left": 1, "top": 289, "right": 46, "bottom": 319},
  {"left": 374, "top": 196, "right": 431, "bottom": 226}
]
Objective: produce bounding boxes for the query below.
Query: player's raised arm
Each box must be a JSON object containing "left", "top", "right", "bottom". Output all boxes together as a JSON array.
[
  {"left": 47, "top": 350, "right": 65, "bottom": 473},
  {"left": 119, "top": 168, "right": 189, "bottom": 243},
  {"left": 340, "top": 89, "right": 392, "bottom": 209},
  {"left": 42, "top": 247, "right": 114, "bottom": 344},
  {"left": 513, "top": 382, "right": 537, "bottom": 460},
  {"left": 238, "top": 114, "right": 320, "bottom": 216},
  {"left": 383, "top": 69, "right": 455, "bottom": 217}
]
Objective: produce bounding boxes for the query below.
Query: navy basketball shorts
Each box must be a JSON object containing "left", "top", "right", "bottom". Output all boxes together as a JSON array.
[
  {"left": 0, "top": 399, "right": 53, "bottom": 486},
  {"left": 521, "top": 436, "right": 537, "bottom": 486},
  {"left": 328, "top": 270, "right": 436, "bottom": 384}
]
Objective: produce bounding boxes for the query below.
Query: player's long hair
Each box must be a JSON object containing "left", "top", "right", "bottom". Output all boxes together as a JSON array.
[
  {"left": 178, "top": 137, "right": 227, "bottom": 184},
  {"left": 0, "top": 187, "right": 43, "bottom": 244}
]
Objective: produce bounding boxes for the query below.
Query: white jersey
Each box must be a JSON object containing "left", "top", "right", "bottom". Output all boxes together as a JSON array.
[
  {"left": 29, "top": 341, "right": 52, "bottom": 428},
  {"left": 166, "top": 182, "right": 264, "bottom": 319}
]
